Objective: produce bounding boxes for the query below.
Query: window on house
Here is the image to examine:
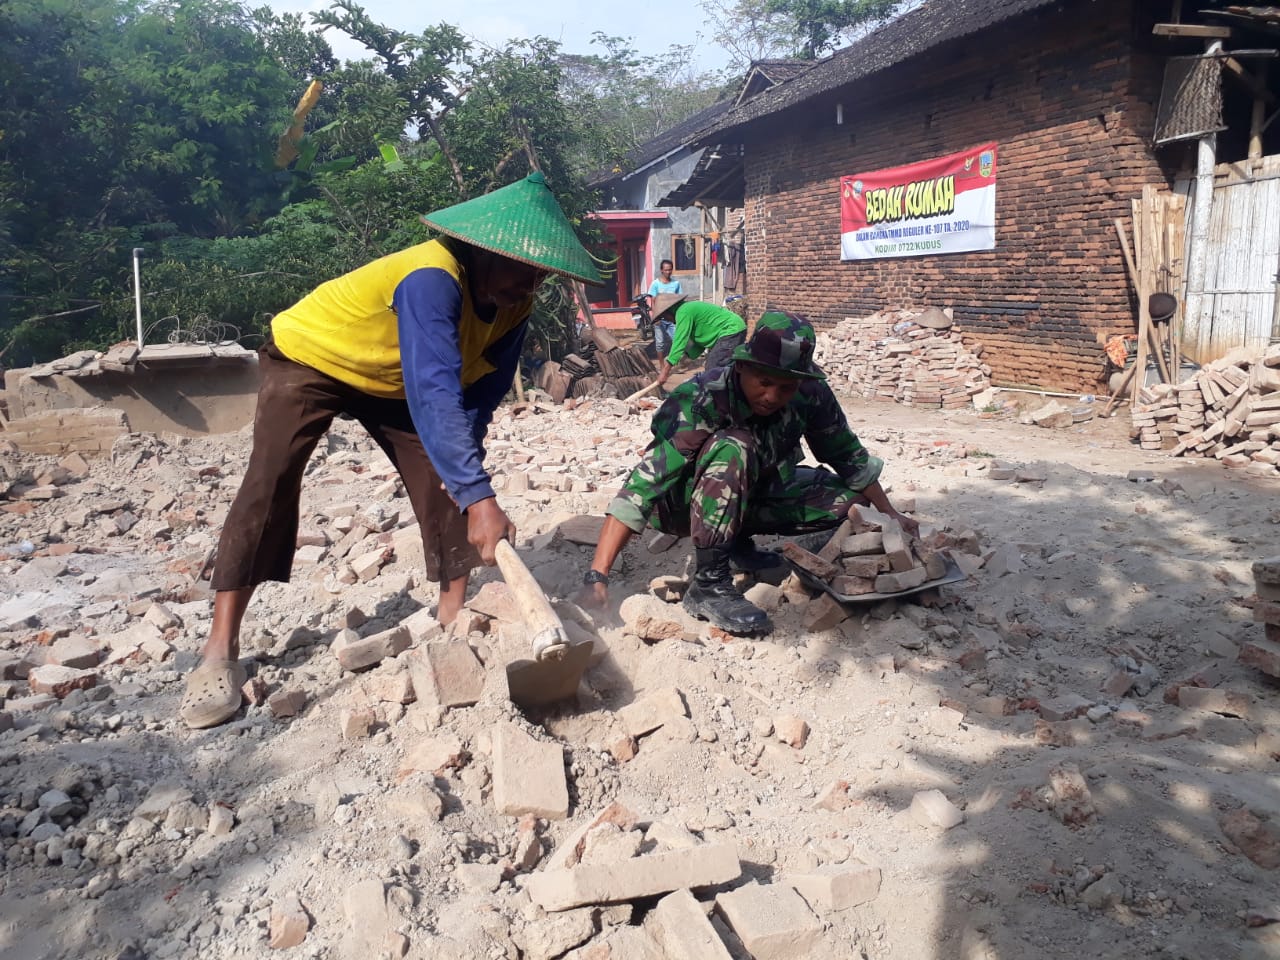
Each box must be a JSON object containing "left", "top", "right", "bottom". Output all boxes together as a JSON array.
[{"left": 671, "top": 234, "right": 699, "bottom": 273}]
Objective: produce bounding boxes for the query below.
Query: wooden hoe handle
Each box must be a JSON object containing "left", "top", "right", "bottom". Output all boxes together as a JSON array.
[{"left": 494, "top": 539, "right": 570, "bottom": 659}]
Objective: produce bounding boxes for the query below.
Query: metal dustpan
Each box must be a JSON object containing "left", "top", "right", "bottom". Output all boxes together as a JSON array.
[
  {"left": 495, "top": 540, "right": 592, "bottom": 708},
  {"left": 791, "top": 556, "right": 967, "bottom": 604}
]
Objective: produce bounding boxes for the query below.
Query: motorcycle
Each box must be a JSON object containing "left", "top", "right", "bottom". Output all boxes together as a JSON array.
[{"left": 630, "top": 293, "right": 655, "bottom": 340}]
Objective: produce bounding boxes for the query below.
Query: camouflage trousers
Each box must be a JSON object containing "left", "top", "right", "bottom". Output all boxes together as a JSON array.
[{"left": 649, "top": 428, "right": 862, "bottom": 548}]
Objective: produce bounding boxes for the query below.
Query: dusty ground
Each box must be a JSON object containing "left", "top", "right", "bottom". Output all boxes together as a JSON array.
[{"left": 0, "top": 386, "right": 1278, "bottom": 960}]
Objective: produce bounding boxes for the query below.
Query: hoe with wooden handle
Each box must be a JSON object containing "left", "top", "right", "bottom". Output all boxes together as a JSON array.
[{"left": 494, "top": 539, "right": 593, "bottom": 707}]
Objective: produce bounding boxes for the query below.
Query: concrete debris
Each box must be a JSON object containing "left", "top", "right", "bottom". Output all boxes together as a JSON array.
[
  {"left": 910, "top": 790, "right": 965, "bottom": 830},
  {"left": 268, "top": 894, "right": 310, "bottom": 949},
  {"left": 645, "top": 889, "right": 733, "bottom": 960},
  {"left": 788, "top": 862, "right": 882, "bottom": 912},
  {"left": 492, "top": 721, "right": 569, "bottom": 820},
  {"left": 522, "top": 907, "right": 597, "bottom": 960},
  {"left": 617, "top": 686, "right": 688, "bottom": 738},
  {"left": 714, "top": 882, "right": 823, "bottom": 960},
  {"left": 1028, "top": 400, "right": 1074, "bottom": 429},
  {"left": 0, "top": 352, "right": 1276, "bottom": 960},
  {"left": 526, "top": 842, "right": 741, "bottom": 912}
]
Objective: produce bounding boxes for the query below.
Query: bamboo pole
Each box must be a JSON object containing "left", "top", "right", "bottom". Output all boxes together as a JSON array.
[
  {"left": 1116, "top": 215, "right": 1167, "bottom": 398},
  {"left": 1106, "top": 219, "right": 1142, "bottom": 412},
  {"left": 1130, "top": 199, "right": 1150, "bottom": 408},
  {"left": 1141, "top": 186, "right": 1172, "bottom": 384},
  {"left": 1249, "top": 63, "right": 1270, "bottom": 160}
]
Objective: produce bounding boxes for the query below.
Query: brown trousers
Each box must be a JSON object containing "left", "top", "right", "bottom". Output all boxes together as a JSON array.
[{"left": 211, "top": 342, "right": 477, "bottom": 590}]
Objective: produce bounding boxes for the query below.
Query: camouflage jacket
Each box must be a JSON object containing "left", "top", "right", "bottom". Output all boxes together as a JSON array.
[{"left": 609, "top": 366, "right": 884, "bottom": 532}]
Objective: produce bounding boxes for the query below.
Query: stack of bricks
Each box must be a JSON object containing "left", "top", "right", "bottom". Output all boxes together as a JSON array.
[
  {"left": 1129, "top": 392, "right": 1179, "bottom": 450},
  {"left": 814, "top": 309, "right": 991, "bottom": 409},
  {"left": 781, "top": 504, "right": 962, "bottom": 597},
  {"left": 1240, "top": 556, "right": 1280, "bottom": 679},
  {"left": 1129, "top": 344, "right": 1280, "bottom": 478}
]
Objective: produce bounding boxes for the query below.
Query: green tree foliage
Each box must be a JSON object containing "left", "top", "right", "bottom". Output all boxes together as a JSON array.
[
  {"left": 702, "top": 0, "right": 912, "bottom": 64},
  {"left": 311, "top": 1, "right": 470, "bottom": 183},
  {"left": 558, "top": 34, "right": 730, "bottom": 174},
  {"left": 759, "top": 0, "right": 905, "bottom": 59},
  {"left": 443, "top": 37, "right": 612, "bottom": 355},
  {"left": 0, "top": 0, "right": 312, "bottom": 364},
  {"left": 0, "top": 0, "right": 727, "bottom": 366},
  {"left": 698, "top": 0, "right": 808, "bottom": 69}
]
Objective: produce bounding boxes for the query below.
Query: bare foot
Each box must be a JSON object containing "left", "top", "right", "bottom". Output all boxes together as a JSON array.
[{"left": 436, "top": 573, "right": 469, "bottom": 626}]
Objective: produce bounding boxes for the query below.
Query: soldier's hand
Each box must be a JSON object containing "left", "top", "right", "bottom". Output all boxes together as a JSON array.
[
  {"left": 893, "top": 511, "right": 920, "bottom": 539},
  {"left": 466, "top": 496, "right": 516, "bottom": 566},
  {"left": 576, "top": 581, "right": 608, "bottom": 610}
]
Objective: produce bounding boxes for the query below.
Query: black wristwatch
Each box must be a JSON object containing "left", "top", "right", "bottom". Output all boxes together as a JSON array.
[{"left": 582, "top": 569, "right": 610, "bottom": 587}]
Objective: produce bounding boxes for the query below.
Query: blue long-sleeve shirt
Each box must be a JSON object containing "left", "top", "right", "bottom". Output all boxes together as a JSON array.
[
  {"left": 271, "top": 238, "right": 531, "bottom": 514},
  {"left": 395, "top": 267, "right": 529, "bottom": 512}
]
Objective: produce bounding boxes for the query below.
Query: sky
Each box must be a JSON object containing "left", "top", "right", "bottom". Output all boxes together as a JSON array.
[{"left": 262, "top": 0, "right": 738, "bottom": 73}]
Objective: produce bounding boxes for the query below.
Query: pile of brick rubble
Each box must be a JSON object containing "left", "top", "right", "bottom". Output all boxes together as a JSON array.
[
  {"left": 814, "top": 308, "right": 992, "bottom": 409},
  {"left": 1129, "top": 343, "right": 1280, "bottom": 479}
]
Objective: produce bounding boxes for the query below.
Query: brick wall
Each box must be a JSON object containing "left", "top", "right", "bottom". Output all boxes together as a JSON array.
[{"left": 739, "top": 0, "right": 1174, "bottom": 391}]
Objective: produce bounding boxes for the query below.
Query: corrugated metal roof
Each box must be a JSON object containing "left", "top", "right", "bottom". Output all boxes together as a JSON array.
[{"left": 588, "top": 99, "right": 735, "bottom": 187}]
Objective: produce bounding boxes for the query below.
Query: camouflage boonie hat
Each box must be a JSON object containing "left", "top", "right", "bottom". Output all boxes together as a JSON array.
[{"left": 731, "top": 311, "right": 826, "bottom": 380}]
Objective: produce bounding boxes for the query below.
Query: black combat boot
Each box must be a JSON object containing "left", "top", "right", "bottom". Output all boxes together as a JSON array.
[
  {"left": 729, "top": 536, "right": 784, "bottom": 573},
  {"left": 683, "top": 547, "right": 772, "bottom": 634}
]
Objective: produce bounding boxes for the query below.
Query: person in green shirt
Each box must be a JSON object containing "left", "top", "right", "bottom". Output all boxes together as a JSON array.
[{"left": 650, "top": 296, "right": 747, "bottom": 387}]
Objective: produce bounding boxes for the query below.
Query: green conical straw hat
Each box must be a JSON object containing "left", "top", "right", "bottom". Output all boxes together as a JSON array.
[{"left": 420, "top": 172, "right": 603, "bottom": 284}]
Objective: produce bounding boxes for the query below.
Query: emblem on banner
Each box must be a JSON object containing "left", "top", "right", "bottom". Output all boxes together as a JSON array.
[{"left": 979, "top": 150, "right": 994, "bottom": 178}]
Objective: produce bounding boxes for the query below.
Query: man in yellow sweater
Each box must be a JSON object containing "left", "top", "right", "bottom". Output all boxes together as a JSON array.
[{"left": 180, "top": 173, "right": 600, "bottom": 729}]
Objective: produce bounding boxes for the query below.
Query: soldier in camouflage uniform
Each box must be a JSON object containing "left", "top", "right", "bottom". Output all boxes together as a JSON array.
[{"left": 579, "top": 311, "right": 918, "bottom": 634}]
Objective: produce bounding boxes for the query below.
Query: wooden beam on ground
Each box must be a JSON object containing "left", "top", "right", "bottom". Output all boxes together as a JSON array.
[
  {"left": 1153, "top": 23, "right": 1230, "bottom": 38},
  {"left": 623, "top": 381, "right": 661, "bottom": 403}
]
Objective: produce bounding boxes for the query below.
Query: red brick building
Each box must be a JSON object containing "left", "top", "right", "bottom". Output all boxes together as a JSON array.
[{"left": 690, "top": 0, "right": 1184, "bottom": 391}]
